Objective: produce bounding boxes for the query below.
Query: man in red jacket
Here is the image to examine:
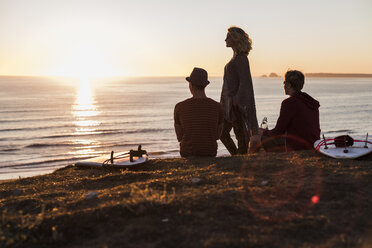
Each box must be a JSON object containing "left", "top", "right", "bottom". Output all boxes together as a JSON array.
[{"left": 258, "top": 70, "right": 320, "bottom": 151}]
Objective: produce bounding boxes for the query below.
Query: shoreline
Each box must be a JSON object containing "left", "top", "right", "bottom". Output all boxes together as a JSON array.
[
  {"left": 1, "top": 151, "right": 371, "bottom": 247},
  {"left": 0, "top": 152, "right": 230, "bottom": 182}
]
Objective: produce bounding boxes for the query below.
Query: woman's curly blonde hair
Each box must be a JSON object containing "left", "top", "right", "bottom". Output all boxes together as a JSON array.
[{"left": 228, "top": 26, "right": 252, "bottom": 56}]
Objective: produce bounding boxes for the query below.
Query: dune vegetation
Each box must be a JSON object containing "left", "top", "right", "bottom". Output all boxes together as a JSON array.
[{"left": 1, "top": 151, "right": 371, "bottom": 247}]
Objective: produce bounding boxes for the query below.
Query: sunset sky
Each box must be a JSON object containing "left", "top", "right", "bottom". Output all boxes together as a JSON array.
[{"left": 0, "top": 0, "right": 371, "bottom": 78}]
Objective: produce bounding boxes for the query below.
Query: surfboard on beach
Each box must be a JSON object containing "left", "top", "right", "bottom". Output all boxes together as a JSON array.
[
  {"left": 314, "top": 134, "right": 372, "bottom": 159},
  {"left": 75, "top": 145, "right": 148, "bottom": 167}
]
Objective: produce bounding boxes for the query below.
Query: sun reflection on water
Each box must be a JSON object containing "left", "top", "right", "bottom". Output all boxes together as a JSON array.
[
  {"left": 73, "top": 79, "right": 99, "bottom": 119},
  {"left": 71, "top": 79, "right": 101, "bottom": 157}
]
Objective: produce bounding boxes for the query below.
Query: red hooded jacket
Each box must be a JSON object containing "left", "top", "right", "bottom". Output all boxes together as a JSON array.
[{"left": 263, "top": 92, "right": 320, "bottom": 150}]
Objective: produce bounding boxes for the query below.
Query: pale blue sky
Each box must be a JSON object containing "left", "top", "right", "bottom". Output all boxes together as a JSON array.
[{"left": 0, "top": 0, "right": 371, "bottom": 77}]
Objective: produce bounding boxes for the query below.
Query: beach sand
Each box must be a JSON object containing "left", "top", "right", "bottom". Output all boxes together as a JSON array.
[{"left": 0, "top": 150, "right": 371, "bottom": 247}]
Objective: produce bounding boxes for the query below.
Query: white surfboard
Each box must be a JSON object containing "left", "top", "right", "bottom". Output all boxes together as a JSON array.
[
  {"left": 314, "top": 135, "right": 372, "bottom": 159},
  {"left": 75, "top": 146, "right": 148, "bottom": 167}
]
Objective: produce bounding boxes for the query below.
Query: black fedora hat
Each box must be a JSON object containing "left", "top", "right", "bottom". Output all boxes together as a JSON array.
[{"left": 186, "top": 67, "right": 210, "bottom": 87}]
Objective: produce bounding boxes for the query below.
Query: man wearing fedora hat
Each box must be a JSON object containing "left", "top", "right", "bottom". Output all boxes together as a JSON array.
[{"left": 174, "top": 67, "right": 223, "bottom": 157}]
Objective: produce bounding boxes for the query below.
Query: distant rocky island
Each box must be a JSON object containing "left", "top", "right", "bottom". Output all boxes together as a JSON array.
[
  {"left": 260, "top": 72, "right": 280, "bottom": 78},
  {"left": 260, "top": 73, "right": 372, "bottom": 78}
]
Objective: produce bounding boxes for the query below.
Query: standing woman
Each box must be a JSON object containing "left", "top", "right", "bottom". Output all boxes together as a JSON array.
[{"left": 220, "top": 26, "right": 259, "bottom": 155}]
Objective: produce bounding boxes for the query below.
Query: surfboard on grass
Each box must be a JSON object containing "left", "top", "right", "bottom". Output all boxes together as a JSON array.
[
  {"left": 314, "top": 134, "right": 372, "bottom": 159},
  {"left": 75, "top": 145, "right": 148, "bottom": 168}
]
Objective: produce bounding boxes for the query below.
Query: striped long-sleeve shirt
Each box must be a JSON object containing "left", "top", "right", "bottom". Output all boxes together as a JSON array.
[{"left": 174, "top": 97, "right": 223, "bottom": 157}]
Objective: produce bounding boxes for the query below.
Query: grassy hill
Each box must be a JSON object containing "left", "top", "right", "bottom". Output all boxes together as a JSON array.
[{"left": 1, "top": 151, "right": 371, "bottom": 247}]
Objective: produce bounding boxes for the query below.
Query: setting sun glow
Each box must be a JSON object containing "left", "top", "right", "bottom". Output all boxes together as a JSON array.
[
  {"left": 0, "top": 0, "right": 371, "bottom": 78},
  {"left": 52, "top": 46, "right": 120, "bottom": 79}
]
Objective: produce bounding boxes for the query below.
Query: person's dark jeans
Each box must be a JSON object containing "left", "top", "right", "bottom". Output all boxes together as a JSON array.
[{"left": 220, "top": 107, "right": 247, "bottom": 155}]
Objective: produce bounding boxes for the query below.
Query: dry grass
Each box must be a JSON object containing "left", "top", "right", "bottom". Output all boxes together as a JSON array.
[{"left": 0, "top": 151, "right": 371, "bottom": 248}]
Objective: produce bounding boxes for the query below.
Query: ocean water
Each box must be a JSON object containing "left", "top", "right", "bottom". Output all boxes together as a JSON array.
[{"left": 0, "top": 76, "right": 371, "bottom": 179}]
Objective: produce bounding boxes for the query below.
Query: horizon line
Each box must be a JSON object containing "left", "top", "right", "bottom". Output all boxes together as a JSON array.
[{"left": 1, "top": 72, "right": 372, "bottom": 79}]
